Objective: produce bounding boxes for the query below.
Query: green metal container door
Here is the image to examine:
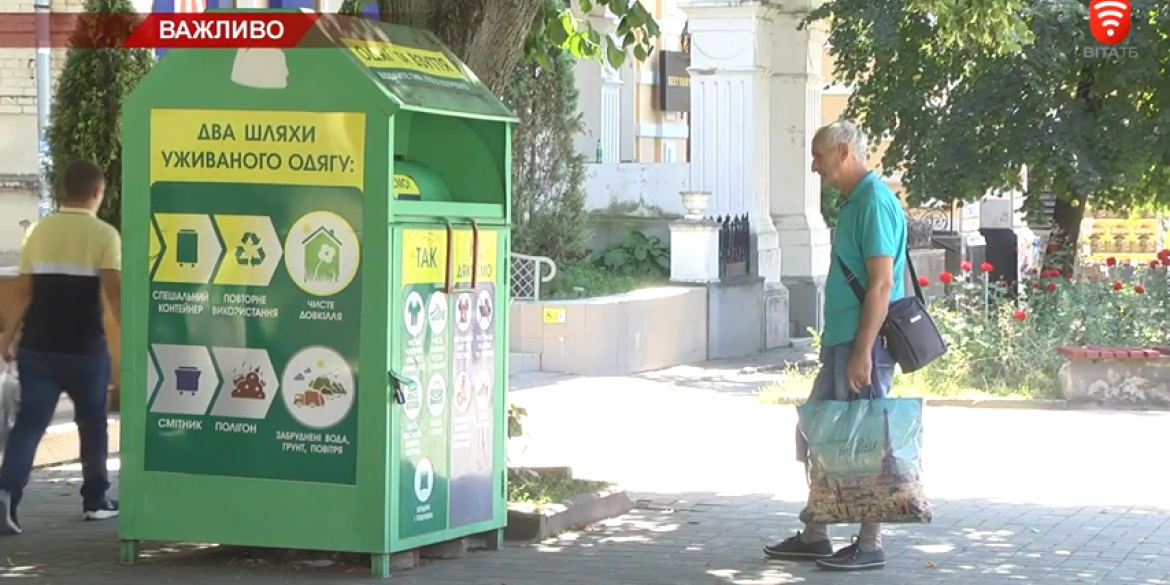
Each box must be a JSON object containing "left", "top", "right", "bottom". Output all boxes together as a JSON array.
[{"left": 395, "top": 226, "right": 504, "bottom": 541}]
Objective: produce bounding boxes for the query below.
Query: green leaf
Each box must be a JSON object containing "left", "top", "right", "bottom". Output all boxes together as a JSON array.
[
  {"left": 634, "top": 247, "right": 648, "bottom": 261},
  {"left": 548, "top": 11, "right": 572, "bottom": 46},
  {"left": 579, "top": 0, "right": 593, "bottom": 13},
  {"left": 605, "top": 36, "right": 627, "bottom": 68},
  {"left": 633, "top": 43, "right": 648, "bottom": 62},
  {"left": 604, "top": 248, "right": 628, "bottom": 268}
]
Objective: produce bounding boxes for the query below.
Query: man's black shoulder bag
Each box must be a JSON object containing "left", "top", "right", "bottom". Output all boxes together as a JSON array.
[{"left": 836, "top": 250, "right": 947, "bottom": 373}]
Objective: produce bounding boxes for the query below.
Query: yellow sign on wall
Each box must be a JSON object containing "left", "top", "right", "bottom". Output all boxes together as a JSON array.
[
  {"left": 542, "top": 308, "right": 566, "bottom": 324},
  {"left": 149, "top": 109, "right": 366, "bottom": 190}
]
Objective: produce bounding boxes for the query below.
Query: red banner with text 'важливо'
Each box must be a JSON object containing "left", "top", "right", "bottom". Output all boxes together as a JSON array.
[{"left": 0, "top": 12, "right": 318, "bottom": 48}]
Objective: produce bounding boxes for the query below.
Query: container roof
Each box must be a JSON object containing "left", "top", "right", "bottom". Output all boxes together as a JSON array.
[{"left": 310, "top": 15, "right": 518, "bottom": 123}]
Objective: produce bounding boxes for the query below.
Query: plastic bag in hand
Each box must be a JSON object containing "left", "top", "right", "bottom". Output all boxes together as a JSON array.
[{"left": 0, "top": 363, "right": 19, "bottom": 443}]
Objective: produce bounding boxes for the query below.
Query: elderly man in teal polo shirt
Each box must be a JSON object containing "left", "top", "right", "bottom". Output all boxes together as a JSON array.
[{"left": 763, "top": 120, "right": 906, "bottom": 571}]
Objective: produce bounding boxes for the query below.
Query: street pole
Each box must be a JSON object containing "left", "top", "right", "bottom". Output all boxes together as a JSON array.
[{"left": 35, "top": 0, "right": 53, "bottom": 218}]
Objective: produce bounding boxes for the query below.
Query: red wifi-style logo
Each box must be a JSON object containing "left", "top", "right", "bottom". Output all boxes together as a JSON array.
[{"left": 1089, "top": 0, "right": 1131, "bottom": 45}]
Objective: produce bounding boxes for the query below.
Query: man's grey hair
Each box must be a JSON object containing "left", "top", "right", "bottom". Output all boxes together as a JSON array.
[{"left": 813, "top": 121, "right": 868, "bottom": 164}]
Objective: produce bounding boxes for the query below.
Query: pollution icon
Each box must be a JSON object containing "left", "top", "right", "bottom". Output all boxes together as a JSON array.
[{"left": 281, "top": 346, "right": 356, "bottom": 430}]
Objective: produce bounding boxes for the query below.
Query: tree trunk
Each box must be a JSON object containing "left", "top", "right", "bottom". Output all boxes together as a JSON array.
[
  {"left": 381, "top": 0, "right": 542, "bottom": 96},
  {"left": 1044, "top": 192, "right": 1088, "bottom": 276}
]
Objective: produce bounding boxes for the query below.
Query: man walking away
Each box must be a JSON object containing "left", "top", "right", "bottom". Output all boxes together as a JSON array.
[
  {"left": 762, "top": 121, "right": 906, "bottom": 571},
  {"left": 0, "top": 159, "right": 121, "bottom": 535}
]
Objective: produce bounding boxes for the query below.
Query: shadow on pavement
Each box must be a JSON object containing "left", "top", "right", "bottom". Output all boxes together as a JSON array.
[{"left": 6, "top": 475, "right": 1170, "bottom": 584}]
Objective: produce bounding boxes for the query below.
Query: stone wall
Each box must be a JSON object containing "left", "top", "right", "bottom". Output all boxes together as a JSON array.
[
  {"left": 1058, "top": 347, "right": 1170, "bottom": 407},
  {"left": 510, "top": 287, "right": 708, "bottom": 375}
]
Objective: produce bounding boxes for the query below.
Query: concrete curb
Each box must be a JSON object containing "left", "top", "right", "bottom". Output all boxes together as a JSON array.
[
  {"left": 759, "top": 396, "right": 1170, "bottom": 412},
  {"left": 1, "top": 417, "right": 122, "bottom": 469},
  {"left": 505, "top": 489, "right": 635, "bottom": 542}
]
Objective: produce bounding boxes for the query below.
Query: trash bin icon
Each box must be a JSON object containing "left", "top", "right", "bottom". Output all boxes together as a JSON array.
[
  {"left": 176, "top": 229, "right": 199, "bottom": 267},
  {"left": 175, "top": 366, "right": 201, "bottom": 395}
]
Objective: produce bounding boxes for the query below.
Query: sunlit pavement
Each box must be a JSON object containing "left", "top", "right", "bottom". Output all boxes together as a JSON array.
[{"left": 5, "top": 369, "right": 1170, "bottom": 584}]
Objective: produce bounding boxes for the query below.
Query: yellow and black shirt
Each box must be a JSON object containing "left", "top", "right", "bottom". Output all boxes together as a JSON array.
[{"left": 18, "top": 208, "right": 120, "bottom": 356}]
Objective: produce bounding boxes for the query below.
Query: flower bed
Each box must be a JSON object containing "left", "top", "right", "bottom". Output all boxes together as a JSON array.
[{"left": 905, "top": 250, "right": 1170, "bottom": 398}]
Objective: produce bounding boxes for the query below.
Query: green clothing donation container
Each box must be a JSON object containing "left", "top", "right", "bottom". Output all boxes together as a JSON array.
[{"left": 118, "top": 12, "right": 515, "bottom": 577}]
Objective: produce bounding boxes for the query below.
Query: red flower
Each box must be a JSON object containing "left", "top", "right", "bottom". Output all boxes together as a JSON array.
[
  {"left": 1013, "top": 310, "right": 1027, "bottom": 321},
  {"left": 1163, "top": 255, "right": 1170, "bottom": 267},
  {"left": 1112, "top": 280, "right": 1123, "bottom": 291},
  {"left": 1030, "top": 268, "right": 1039, "bottom": 275},
  {"left": 981, "top": 262, "right": 994, "bottom": 272},
  {"left": 1150, "top": 260, "right": 1160, "bottom": 270},
  {"left": 917, "top": 276, "right": 929, "bottom": 287},
  {"left": 939, "top": 271, "right": 953, "bottom": 284},
  {"left": 1159, "top": 249, "right": 1170, "bottom": 260},
  {"left": 1046, "top": 282, "right": 1056, "bottom": 292},
  {"left": 1135, "top": 284, "right": 1146, "bottom": 294},
  {"left": 961, "top": 260, "right": 972, "bottom": 272},
  {"left": 1106, "top": 256, "right": 1117, "bottom": 267},
  {"left": 1031, "top": 281, "right": 1041, "bottom": 289}
]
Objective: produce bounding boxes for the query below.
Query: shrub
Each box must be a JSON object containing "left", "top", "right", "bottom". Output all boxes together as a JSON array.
[
  {"left": 45, "top": 0, "right": 152, "bottom": 230},
  {"left": 502, "top": 2, "right": 591, "bottom": 266}
]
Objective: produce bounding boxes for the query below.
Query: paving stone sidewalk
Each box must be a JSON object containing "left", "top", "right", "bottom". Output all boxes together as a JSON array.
[
  {"left": 6, "top": 470, "right": 1170, "bottom": 585},
  {"left": 6, "top": 369, "right": 1170, "bottom": 584}
]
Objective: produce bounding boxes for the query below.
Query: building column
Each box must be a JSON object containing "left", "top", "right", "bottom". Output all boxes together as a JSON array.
[
  {"left": 600, "top": 66, "right": 622, "bottom": 163},
  {"left": 680, "top": 2, "right": 778, "bottom": 278},
  {"left": 679, "top": 0, "right": 790, "bottom": 347},
  {"left": 571, "top": 3, "right": 621, "bottom": 162},
  {"left": 768, "top": 2, "right": 831, "bottom": 338}
]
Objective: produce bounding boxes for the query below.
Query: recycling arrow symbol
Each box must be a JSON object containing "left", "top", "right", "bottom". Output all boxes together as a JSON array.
[{"left": 235, "top": 231, "right": 266, "bottom": 267}]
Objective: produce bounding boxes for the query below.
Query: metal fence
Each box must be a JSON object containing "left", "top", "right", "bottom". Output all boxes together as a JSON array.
[
  {"left": 510, "top": 252, "right": 557, "bottom": 302},
  {"left": 715, "top": 214, "right": 751, "bottom": 278},
  {"left": 905, "top": 208, "right": 953, "bottom": 249}
]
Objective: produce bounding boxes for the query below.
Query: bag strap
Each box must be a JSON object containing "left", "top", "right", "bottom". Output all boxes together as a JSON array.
[{"left": 835, "top": 247, "right": 924, "bottom": 303}]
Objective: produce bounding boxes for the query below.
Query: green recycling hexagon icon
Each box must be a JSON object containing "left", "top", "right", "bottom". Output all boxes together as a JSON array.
[{"left": 212, "top": 215, "right": 283, "bottom": 287}]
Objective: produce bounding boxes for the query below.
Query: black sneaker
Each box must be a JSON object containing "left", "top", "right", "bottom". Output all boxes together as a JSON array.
[
  {"left": 83, "top": 498, "right": 119, "bottom": 521},
  {"left": 0, "top": 490, "right": 20, "bottom": 535},
  {"left": 815, "top": 537, "right": 886, "bottom": 571},
  {"left": 763, "top": 531, "right": 834, "bottom": 560}
]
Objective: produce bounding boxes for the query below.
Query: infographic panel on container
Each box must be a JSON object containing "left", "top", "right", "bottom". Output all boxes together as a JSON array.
[
  {"left": 397, "top": 228, "right": 500, "bottom": 540},
  {"left": 447, "top": 229, "right": 497, "bottom": 529},
  {"left": 144, "top": 108, "right": 366, "bottom": 485},
  {"left": 399, "top": 228, "right": 452, "bottom": 538}
]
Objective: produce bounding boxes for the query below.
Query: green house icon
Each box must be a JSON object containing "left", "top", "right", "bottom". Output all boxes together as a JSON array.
[{"left": 302, "top": 226, "right": 343, "bottom": 283}]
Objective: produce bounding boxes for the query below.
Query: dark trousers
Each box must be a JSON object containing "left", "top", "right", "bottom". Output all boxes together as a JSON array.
[{"left": 0, "top": 348, "right": 111, "bottom": 512}]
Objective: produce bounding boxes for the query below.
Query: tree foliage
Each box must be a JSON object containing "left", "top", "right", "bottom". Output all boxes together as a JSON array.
[
  {"left": 808, "top": 0, "right": 1170, "bottom": 263},
  {"left": 503, "top": 14, "right": 591, "bottom": 264},
  {"left": 338, "top": 0, "right": 659, "bottom": 95},
  {"left": 45, "top": 0, "right": 152, "bottom": 230}
]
